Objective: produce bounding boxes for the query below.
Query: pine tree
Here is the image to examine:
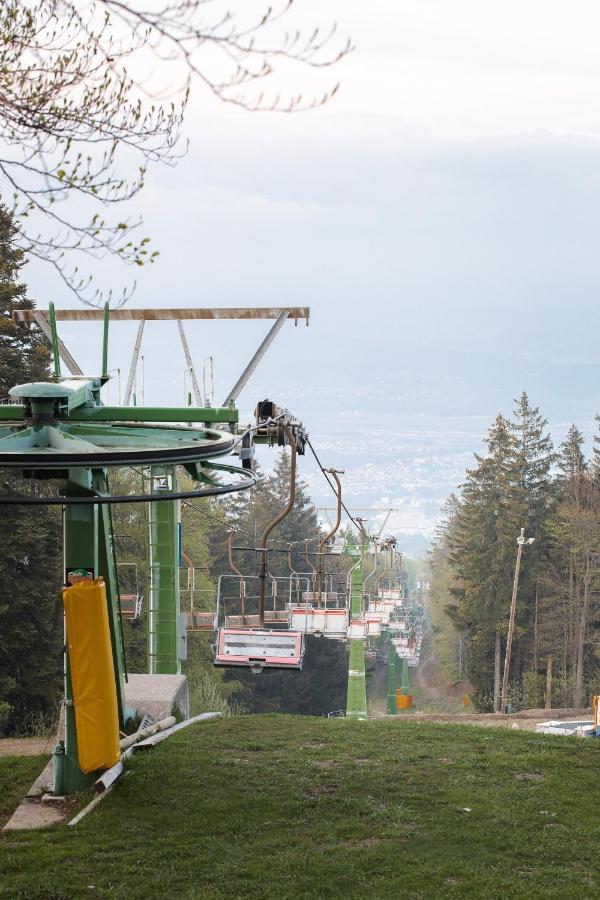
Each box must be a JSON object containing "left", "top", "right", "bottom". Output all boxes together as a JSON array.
[
  {"left": 0, "top": 204, "right": 50, "bottom": 397},
  {"left": 551, "top": 425, "right": 600, "bottom": 704},
  {"left": 507, "top": 392, "right": 555, "bottom": 687},
  {"left": 0, "top": 203, "right": 61, "bottom": 733},
  {"left": 447, "top": 415, "right": 523, "bottom": 708}
]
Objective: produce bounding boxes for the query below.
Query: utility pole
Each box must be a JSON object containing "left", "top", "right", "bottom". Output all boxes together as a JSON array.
[
  {"left": 500, "top": 528, "right": 534, "bottom": 714},
  {"left": 545, "top": 656, "right": 553, "bottom": 710}
]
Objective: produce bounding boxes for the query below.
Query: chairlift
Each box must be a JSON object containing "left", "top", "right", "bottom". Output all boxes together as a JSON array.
[
  {"left": 117, "top": 563, "right": 143, "bottom": 620},
  {"left": 327, "top": 534, "right": 346, "bottom": 555},
  {"left": 348, "top": 618, "right": 368, "bottom": 639},
  {"left": 365, "top": 615, "right": 382, "bottom": 637},
  {"left": 213, "top": 422, "right": 305, "bottom": 671},
  {"left": 181, "top": 551, "right": 216, "bottom": 633},
  {"left": 289, "top": 468, "right": 350, "bottom": 640},
  {"left": 214, "top": 628, "right": 304, "bottom": 674},
  {"left": 290, "top": 574, "right": 350, "bottom": 639},
  {"left": 366, "top": 601, "right": 391, "bottom": 626},
  {"left": 290, "top": 600, "right": 349, "bottom": 639},
  {"left": 380, "top": 588, "right": 403, "bottom": 602}
]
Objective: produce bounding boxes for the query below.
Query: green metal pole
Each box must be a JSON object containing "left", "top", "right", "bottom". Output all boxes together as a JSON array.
[
  {"left": 102, "top": 302, "right": 110, "bottom": 379},
  {"left": 346, "top": 564, "right": 367, "bottom": 720},
  {"left": 48, "top": 301, "right": 61, "bottom": 378},
  {"left": 148, "top": 466, "right": 182, "bottom": 674},
  {"left": 59, "top": 468, "right": 128, "bottom": 794},
  {"left": 401, "top": 657, "right": 411, "bottom": 695},
  {"left": 387, "top": 634, "right": 397, "bottom": 714},
  {"left": 97, "top": 479, "right": 127, "bottom": 721}
]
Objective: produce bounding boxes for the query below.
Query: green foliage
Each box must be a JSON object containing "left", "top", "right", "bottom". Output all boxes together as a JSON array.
[
  {"left": 522, "top": 670, "right": 544, "bottom": 709},
  {"left": 184, "top": 634, "right": 244, "bottom": 717},
  {"left": 0, "top": 479, "right": 63, "bottom": 734},
  {"left": 0, "top": 202, "right": 50, "bottom": 397},
  {"left": 228, "top": 635, "right": 348, "bottom": 716},
  {"left": 0, "top": 203, "right": 62, "bottom": 736}
]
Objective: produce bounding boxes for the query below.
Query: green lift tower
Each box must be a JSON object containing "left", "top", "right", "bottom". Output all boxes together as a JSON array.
[{"left": 0, "top": 303, "right": 309, "bottom": 792}]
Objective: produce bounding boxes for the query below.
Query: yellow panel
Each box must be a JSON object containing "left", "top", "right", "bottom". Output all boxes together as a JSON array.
[{"left": 63, "top": 579, "right": 120, "bottom": 774}]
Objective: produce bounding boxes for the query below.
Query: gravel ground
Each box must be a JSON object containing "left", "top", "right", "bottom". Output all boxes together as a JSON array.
[{"left": 0, "top": 738, "right": 53, "bottom": 757}]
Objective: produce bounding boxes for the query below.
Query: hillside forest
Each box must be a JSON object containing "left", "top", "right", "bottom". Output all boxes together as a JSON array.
[{"left": 430, "top": 399, "right": 600, "bottom": 711}]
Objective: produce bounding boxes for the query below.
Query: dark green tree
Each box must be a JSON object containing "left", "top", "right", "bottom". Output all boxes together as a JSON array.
[
  {"left": 0, "top": 203, "right": 62, "bottom": 734},
  {"left": 508, "top": 392, "right": 556, "bottom": 684},
  {"left": 549, "top": 425, "right": 600, "bottom": 704},
  {"left": 0, "top": 204, "right": 50, "bottom": 397},
  {"left": 447, "top": 415, "right": 523, "bottom": 709}
]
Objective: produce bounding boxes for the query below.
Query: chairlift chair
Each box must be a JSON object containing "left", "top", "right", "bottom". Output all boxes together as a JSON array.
[
  {"left": 187, "top": 611, "right": 216, "bottom": 631},
  {"left": 119, "top": 593, "right": 143, "bottom": 620},
  {"left": 327, "top": 534, "right": 346, "bottom": 555},
  {"left": 214, "top": 627, "right": 304, "bottom": 674},
  {"left": 348, "top": 618, "right": 368, "bottom": 639},
  {"left": 117, "top": 563, "right": 143, "bottom": 620},
  {"left": 380, "top": 587, "right": 403, "bottom": 602},
  {"left": 366, "top": 601, "right": 391, "bottom": 626},
  {"left": 181, "top": 557, "right": 217, "bottom": 633},
  {"left": 290, "top": 601, "right": 349, "bottom": 639},
  {"left": 214, "top": 422, "right": 305, "bottom": 671},
  {"left": 365, "top": 615, "right": 382, "bottom": 637}
]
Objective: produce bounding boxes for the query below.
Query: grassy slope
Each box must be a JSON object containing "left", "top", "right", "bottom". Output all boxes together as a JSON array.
[{"left": 1, "top": 717, "right": 599, "bottom": 899}]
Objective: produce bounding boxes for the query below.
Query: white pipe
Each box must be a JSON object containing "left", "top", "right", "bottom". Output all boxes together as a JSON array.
[
  {"left": 119, "top": 715, "right": 176, "bottom": 752},
  {"left": 68, "top": 785, "right": 115, "bottom": 826},
  {"left": 132, "top": 712, "right": 222, "bottom": 750}
]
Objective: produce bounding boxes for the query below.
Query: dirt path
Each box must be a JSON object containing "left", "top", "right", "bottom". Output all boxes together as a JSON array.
[
  {"left": 371, "top": 709, "right": 593, "bottom": 730},
  {"left": 0, "top": 738, "right": 53, "bottom": 757},
  {"left": 416, "top": 638, "right": 443, "bottom": 700},
  {"left": 367, "top": 659, "right": 388, "bottom": 717}
]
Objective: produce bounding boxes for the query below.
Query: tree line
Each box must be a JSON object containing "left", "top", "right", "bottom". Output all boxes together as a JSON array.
[{"left": 430, "top": 393, "right": 600, "bottom": 711}]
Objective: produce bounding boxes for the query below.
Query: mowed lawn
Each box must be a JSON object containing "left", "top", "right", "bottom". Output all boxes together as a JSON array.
[{"left": 1, "top": 716, "right": 599, "bottom": 899}]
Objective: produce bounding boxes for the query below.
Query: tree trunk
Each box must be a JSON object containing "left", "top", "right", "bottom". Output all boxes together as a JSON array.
[
  {"left": 575, "top": 553, "right": 591, "bottom": 708},
  {"left": 533, "top": 586, "right": 538, "bottom": 674},
  {"left": 494, "top": 631, "right": 501, "bottom": 712},
  {"left": 545, "top": 655, "right": 552, "bottom": 709},
  {"left": 569, "top": 550, "right": 577, "bottom": 677},
  {"left": 514, "top": 642, "right": 521, "bottom": 684}
]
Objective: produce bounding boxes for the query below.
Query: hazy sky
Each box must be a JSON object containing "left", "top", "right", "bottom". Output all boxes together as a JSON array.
[
  {"left": 21, "top": 2, "right": 600, "bottom": 542},
  {"left": 319, "top": 0, "right": 600, "bottom": 138}
]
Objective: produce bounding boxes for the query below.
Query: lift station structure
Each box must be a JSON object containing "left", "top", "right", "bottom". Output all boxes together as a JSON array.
[
  {"left": 1, "top": 302, "right": 425, "bottom": 799},
  {"left": 0, "top": 304, "right": 308, "bottom": 794}
]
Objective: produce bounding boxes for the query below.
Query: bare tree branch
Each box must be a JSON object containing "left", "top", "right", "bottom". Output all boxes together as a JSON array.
[{"left": 0, "top": 1, "right": 351, "bottom": 305}]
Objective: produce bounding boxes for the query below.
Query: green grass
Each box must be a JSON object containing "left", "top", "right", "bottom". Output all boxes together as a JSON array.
[
  {"left": 1, "top": 717, "right": 599, "bottom": 898},
  {"left": 0, "top": 756, "right": 48, "bottom": 829}
]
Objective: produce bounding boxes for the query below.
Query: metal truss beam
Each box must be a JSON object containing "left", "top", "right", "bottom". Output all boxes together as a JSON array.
[{"left": 14, "top": 307, "right": 310, "bottom": 323}]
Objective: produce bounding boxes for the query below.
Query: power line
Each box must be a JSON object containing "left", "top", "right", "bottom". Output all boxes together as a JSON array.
[
  {"left": 305, "top": 437, "right": 364, "bottom": 534},
  {"left": 183, "top": 435, "right": 368, "bottom": 546},
  {"left": 182, "top": 498, "right": 321, "bottom": 546}
]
